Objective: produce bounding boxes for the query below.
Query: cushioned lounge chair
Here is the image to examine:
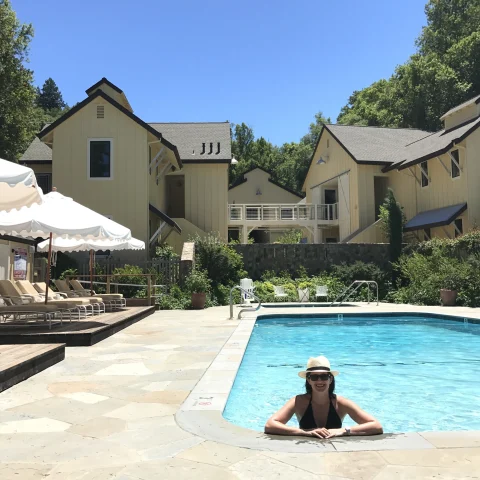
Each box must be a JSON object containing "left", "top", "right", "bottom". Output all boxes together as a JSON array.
[
  {"left": 0, "top": 279, "right": 91, "bottom": 319},
  {"left": 68, "top": 279, "right": 126, "bottom": 309},
  {"left": 0, "top": 296, "right": 66, "bottom": 328}
]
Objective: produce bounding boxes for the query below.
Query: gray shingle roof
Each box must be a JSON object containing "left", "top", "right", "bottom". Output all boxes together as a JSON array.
[
  {"left": 440, "top": 94, "right": 480, "bottom": 120},
  {"left": 20, "top": 137, "right": 52, "bottom": 161},
  {"left": 149, "top": 122, "right": 231, "bottom": 161},
  {"left": 326, "top": 124, "right": 431, "bottom": 164},
  {"left": 394, "top": 116, "right": 480, "bottom": 170}
]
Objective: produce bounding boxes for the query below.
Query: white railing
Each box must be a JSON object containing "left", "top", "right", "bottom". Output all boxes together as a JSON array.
[{"left": 228, "top": 203, "right": 338, "bottom": 223}]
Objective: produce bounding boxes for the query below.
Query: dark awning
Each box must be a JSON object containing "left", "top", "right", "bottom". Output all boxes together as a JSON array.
[
  {"left": 149, "top": 204, "right": 182, "bottom": 234},
  {"left": 404, "top": 203, "right": 467, "bottom": 232}
]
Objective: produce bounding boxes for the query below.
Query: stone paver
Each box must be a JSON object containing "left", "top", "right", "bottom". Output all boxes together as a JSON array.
[{"left": 0, "top": 305, "right": 479, "bottom": 479}]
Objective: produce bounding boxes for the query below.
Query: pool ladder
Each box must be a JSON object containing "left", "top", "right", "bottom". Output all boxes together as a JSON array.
[
  {"left": 229, "top": 286, "right": 262, "bottom": 320},
  {"left": 330, "top": 280, "right": 379, "bottom": 306}
]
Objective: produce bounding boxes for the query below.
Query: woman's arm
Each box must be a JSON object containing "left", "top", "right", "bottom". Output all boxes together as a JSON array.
[
  {"left": 264, "top": 397, "right": 313, "bottom": 436},
  {"left": 328, "top": 396, "right": 383, "bottom": 437}
]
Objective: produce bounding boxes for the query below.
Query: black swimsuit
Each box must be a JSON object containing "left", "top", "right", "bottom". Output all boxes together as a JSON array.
[{"left": 299, "top": 395, "right": 342, "bottom": 430}]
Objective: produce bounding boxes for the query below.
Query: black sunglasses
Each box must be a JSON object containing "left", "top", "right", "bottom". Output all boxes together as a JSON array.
[{"left": 306, "top": 373, "right": 331, "bottom": 381}]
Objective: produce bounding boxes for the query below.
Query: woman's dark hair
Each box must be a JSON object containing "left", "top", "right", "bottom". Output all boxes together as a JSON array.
[{"left": 305, "top": 375, "right": 335, "bottom": 398}]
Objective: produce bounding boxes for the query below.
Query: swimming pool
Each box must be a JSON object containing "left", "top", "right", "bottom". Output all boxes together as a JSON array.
[{"left": 223, "top": 314, "right": 480, "bottom": 433}]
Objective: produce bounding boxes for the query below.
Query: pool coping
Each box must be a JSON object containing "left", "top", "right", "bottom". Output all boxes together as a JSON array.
[{"left": 176, "top": 303, "right": 480, "bottom": 453}]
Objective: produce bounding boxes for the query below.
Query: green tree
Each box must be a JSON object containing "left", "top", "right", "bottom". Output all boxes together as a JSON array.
[
  {"left": 379, "top": 189, "right": 405, "bottom": 280},
  {"left": 0, "top": 0, "right": 36, "bottom": 160},
  {"left": 36, "top": 77, "right": 66, "bottom": 111}
]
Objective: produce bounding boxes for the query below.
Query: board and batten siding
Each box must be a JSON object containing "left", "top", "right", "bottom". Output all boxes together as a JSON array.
[
  {"left": 168, "top": 164, "right": 228, "bottom": 240},
  {"left": 466, "top": 128, "right": 480, "bottom": 230},
  {"left": 304, "top": 129, "right": 358, "bottom": 241},
  {"left": 228, "top": 169, "right": 302, "bottom": 204},
  {"left": 51, "top": 98, "right": 149, "bottom": 245}
]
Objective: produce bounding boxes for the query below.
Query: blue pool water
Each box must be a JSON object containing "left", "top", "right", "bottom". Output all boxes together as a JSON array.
[{"left": 223, "top": 315, "right": 480, "bottom": 433}]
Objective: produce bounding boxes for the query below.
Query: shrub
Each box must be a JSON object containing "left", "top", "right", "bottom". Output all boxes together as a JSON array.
[
  {"left": 194, "top": 233, "right": 247, "bottom": 287},
  {"left": 157, "top": 284, "right": 190, "bottom": 310},
  {"left": 59, "top": 267, "right": 78, "bottom": 280},
  {"left": 184, "top": 269, "right": 211, "bottom": 294},
  {"left": 275, "top": 229, "right": 302, "bottom": 244},
  {"left": 111, "top": 264, "right": 147, "bottom": 298},
  {"left": 155, "top": 244, "right": 179, "bottom": 259}
]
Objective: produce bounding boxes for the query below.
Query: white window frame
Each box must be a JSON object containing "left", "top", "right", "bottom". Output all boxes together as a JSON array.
[
  {"left": 87, "top": 138, "right": 113, "bottom": 180},
  {"left": 449, "top": 149, "right": 461, "bottom": 180},
  {"left": 419, "top": 161, "right": 429, "bottom": 188}
]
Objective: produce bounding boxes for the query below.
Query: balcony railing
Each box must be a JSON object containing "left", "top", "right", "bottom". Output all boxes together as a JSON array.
[{"left": 228, "top": 203, "right": 338, "bottom": 222}]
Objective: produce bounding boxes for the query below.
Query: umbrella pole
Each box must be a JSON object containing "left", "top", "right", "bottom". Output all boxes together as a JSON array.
[
  {"left": 90, "top": 249, "right": 93, "bottom": 296},
  {"left": 44, "top": 232, "right": 53, "bottom": 305}
]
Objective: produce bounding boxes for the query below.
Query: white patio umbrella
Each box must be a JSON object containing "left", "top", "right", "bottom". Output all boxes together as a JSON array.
[
  {"left": 0, "top": 159, "right": 43, "bottom": 212},
  {"left": 37, "top": 237, "right": 145, "bottom": 295},
  {"left": 0, "top": 190, "right": 132, "bottom": 303}
]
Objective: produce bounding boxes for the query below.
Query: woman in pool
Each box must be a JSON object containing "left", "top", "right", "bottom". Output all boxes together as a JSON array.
[{"left": 264, "top": 356, "right": 383, "bottom": 438}]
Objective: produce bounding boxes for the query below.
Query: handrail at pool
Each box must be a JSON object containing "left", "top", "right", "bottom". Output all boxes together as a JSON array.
[
  {"left": 330, "top": 280, "right": 378, "bottom": 306},
  {"left": 229, "top": 286, "right": 262, "bottom": 319}
]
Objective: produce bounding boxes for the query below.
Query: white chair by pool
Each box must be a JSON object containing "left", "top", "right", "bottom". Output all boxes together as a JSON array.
[
  {"left": 315, "top": 285, "right": 329, "bottom": 301},
  {"left": 240, "top": 278, "right": 255, "bottom": 305},
  {"left": 273, "top": 285, "right": 288, "bottom": 302}
]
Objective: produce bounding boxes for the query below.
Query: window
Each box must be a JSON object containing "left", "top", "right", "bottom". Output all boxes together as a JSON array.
[
  {"left": 88, "top": 139, "right": 112, "bottom": 179},
  {"left": 36, "top": 173, "right": 52, "bottom": 193},
  {"left": 327, "top": 139, "right": 330, "bottom": 148},
  {"left": 454, "top": 218, "right": 463, "bottom": 238},
  {"left": 424, "top": 228, "right": 431, "bottom": 241},
  {"left": 451, "top": 149, "right": 460, "bottom": 178},
  {"left": 420, "top": 161, "right": 429, "bottom": 187},
  {"left": 325, "top": 237, "right": 337, "bottom": 243}
]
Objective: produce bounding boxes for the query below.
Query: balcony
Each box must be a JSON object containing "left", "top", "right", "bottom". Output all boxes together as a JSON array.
[{"left": 228, "top": 203, "right": 338, "bottom": 225}]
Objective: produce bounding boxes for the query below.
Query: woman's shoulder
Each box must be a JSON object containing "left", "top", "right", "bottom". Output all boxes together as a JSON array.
[{"left": 294, "top": 393, "right": 310, "bottom": 404}]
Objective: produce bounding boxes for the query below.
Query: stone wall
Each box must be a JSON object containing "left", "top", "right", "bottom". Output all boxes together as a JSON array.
[{"left": 232, "top": 243, "right": 390, "bottom": 280}]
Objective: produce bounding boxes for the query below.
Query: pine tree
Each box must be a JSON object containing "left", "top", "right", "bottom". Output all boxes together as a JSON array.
[{"left": 36, "top": 78, "right": 66, "bottom": 111}]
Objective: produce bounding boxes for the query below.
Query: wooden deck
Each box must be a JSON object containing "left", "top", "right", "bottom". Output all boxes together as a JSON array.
[
  {"left": 0, "top": 344, "right": 65, "bottom": 393},
  {"left": 0, "top": 306, "right": 155, "bottom": 347}
]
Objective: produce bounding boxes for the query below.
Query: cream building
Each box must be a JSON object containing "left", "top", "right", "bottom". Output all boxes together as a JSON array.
[
  {"left": 303, "top": 95, "right": 480, "bottom": 243},
  {"left": 227, "top": 167, "right": 307, "bottom": 243},
  {"left": 21, "top": 78, "right": 231, "bottom": 258}
]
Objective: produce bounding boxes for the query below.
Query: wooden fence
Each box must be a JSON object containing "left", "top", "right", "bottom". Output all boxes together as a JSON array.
[{"left": 79, "top": 258, "right": 181, "bottom": 285}]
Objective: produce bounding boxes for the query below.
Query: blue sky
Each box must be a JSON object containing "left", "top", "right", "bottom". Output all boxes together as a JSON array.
[{"left": 14, "top": 0, "right": 427, "bottom": 146}]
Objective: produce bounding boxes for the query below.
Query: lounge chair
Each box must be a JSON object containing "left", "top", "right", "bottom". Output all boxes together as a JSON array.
[
  {"left": 315, "top": 285, "right": 329, "bottom": 301},
  {"left": 0, "top": 296, "right": 66, "bottom": 328},
  {"left": 273, "top": 285, "right": 288, "bottom": 302},
  {"left": 68, "top": 279, "right": 126, "bottom": 309},
  {"left": 51, "top": 280, "right": 107, "bottom": 314},
  {"left": 16, "top": 279, "right": 104, "bottom": 317}
]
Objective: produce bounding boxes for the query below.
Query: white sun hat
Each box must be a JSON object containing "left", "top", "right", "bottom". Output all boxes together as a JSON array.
[{"left": 298, "top": 356, "right": 339, "bottom": 378}]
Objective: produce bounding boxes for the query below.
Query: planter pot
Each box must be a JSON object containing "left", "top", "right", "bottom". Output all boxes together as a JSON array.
[
  {"left": 191, "top": 292, "right": 206, "bottom": 310},
  {"left": 440, "top": 289, "right": 457, "bottom": 306},
  {"left": 298, "top": 288, "right": 310, "bottom": 303}
]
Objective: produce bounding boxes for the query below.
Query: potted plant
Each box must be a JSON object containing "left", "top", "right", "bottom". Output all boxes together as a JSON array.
[
  {"left": 185, "top": 269, "right": 211, "bottom": 309},
  {"left": 440, "top": 275, "right": 458, "bottom": 306},
  {"left": 297, "top": 281, "right": 310, "bottom": 303}
]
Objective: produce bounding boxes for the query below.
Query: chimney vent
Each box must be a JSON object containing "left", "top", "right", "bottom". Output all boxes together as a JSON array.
[
  {"left": 216, "top": 142, "right": 220, "bottom": 154},
  {"left": 201, "top": 143, "right": 205, "bottom": 155},
  {"left": 209, "top": 142, "right": 213, "bottom": 154}
]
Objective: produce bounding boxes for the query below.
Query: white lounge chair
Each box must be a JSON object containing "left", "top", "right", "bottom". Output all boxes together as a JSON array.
[
  {"left": 273, "top": 285, "right": 288, "bottom": 302},
  {"left": 315, "top": 285, "right": 329, "bottom": 301}
]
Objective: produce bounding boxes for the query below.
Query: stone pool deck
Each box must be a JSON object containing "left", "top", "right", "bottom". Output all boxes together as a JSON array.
[{"left": 1, "top": 303, "right": 480, "bottom": 479}]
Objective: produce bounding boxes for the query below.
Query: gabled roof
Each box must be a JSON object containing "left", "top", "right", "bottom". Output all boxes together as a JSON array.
[
  {"left": 149, "top": 122, "right": 231, "bottom": 162},
  {"left": 20, "top": 137, "right": 52, "bottom": 164},
  {"left": 37, "top": 90, "right": 181, "bottom": 168},
  {"left": 390, "top": 116, "right": 480, "bottom": 171},
  {"left": 324, "top": 124, "right": 431, "bottom": 165},
  {"left": 228, "top": 166, "right": 303, "bottom": 198},
  {"left": 85, "top": 77, "right": 124, "bottom": 95},
  {"left": 440, "top": 95, "right": 480, "bottom": 120}
]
